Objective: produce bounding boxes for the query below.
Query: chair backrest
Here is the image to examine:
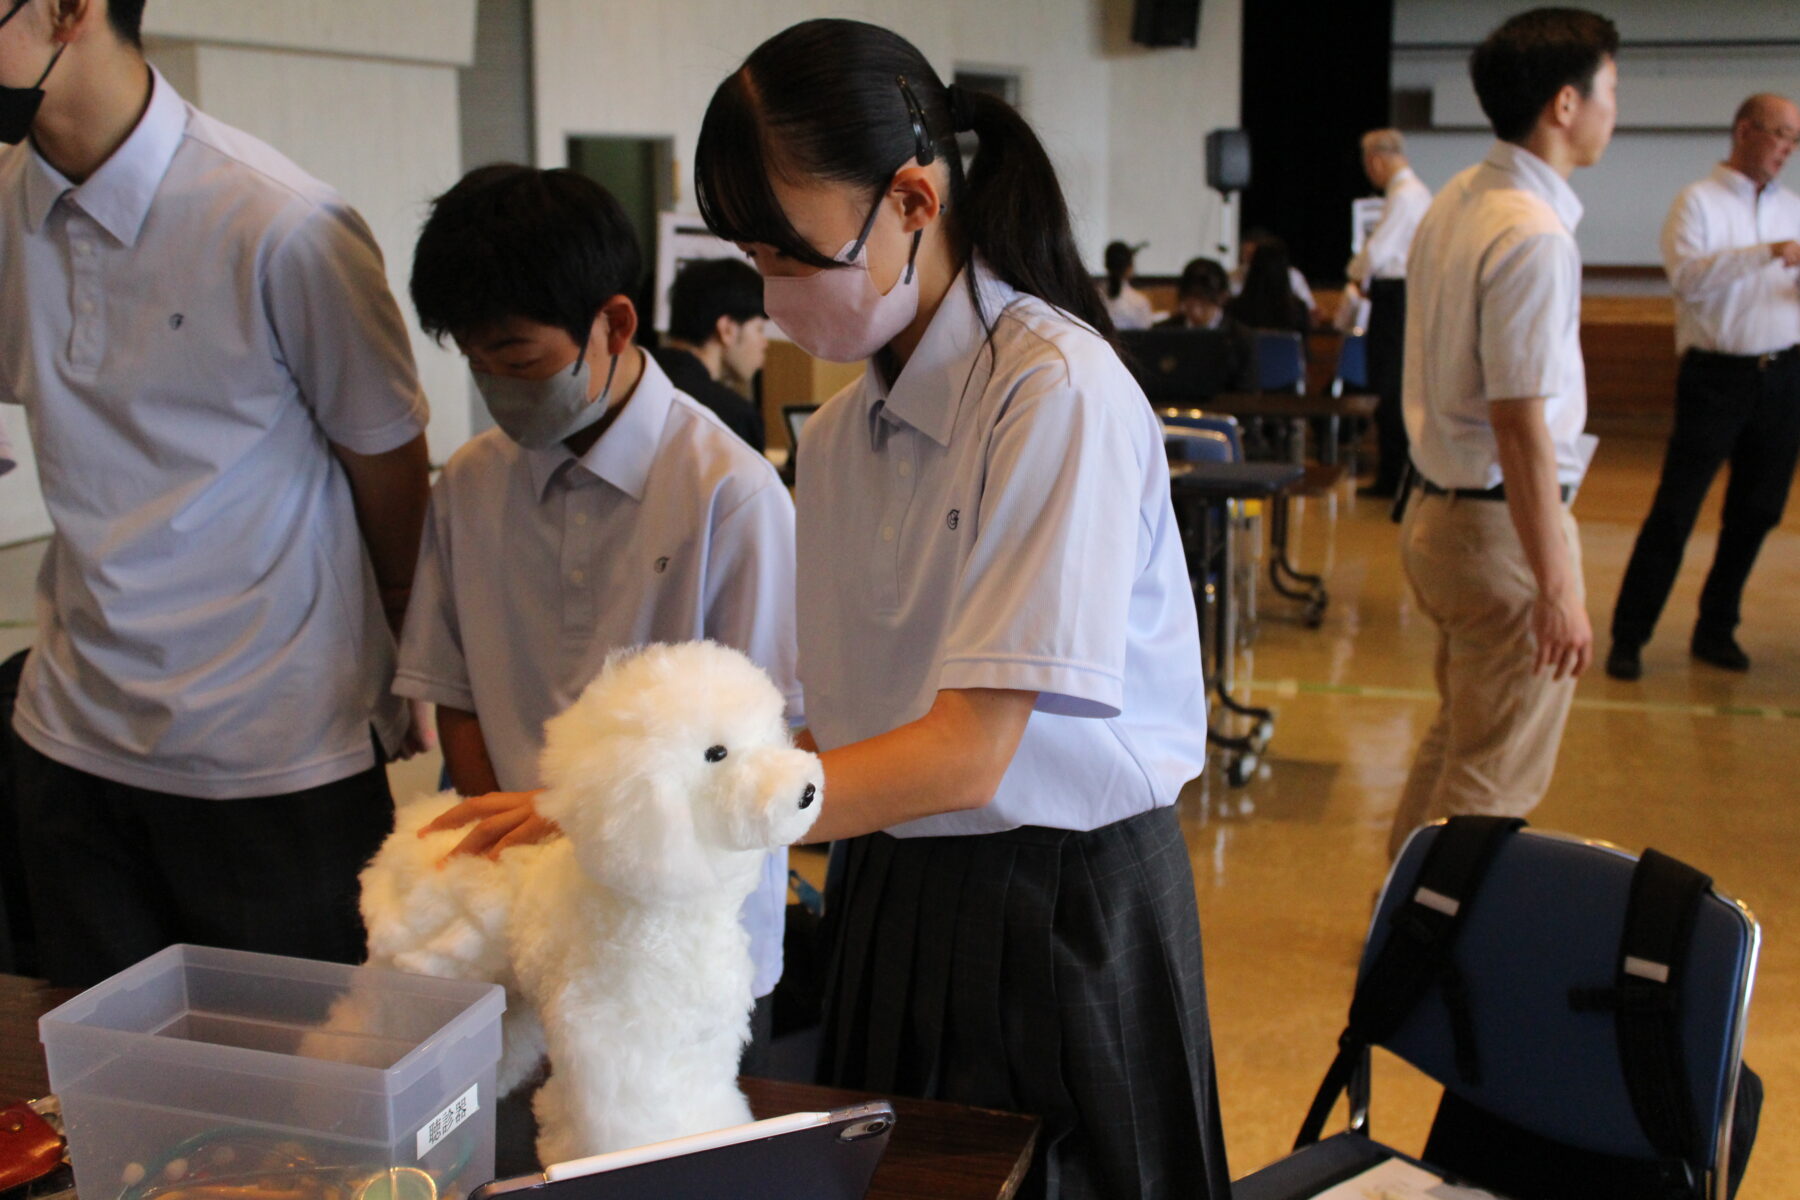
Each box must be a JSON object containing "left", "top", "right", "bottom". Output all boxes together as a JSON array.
[
  {"left": 1334, "top": 333, "right": 1368, "bottom": 393},
  {"left": 1160, "top": 410, "right": 1243, "bottom": 461},
  {"left": 1369, "top": 824, "right": 1759, "bottom": 1174},
  {"left": 1120, "top": 328, "right": 1237, "bottom": 405},
  {"left": 1163, "top": 427, "right": 1233, "bottom": 464},
  {"left": 1252, "top": 330, "right": 1306, "bottom": 393}
]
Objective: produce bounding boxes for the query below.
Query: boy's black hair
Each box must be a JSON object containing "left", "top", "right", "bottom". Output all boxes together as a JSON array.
[
  {"left": 1469, "top": 8, "right": 1619, "bottom": 143},
  {"left": 665, "top": 257, "right": 765, "bottom": 346},
  {"left": 107, "top": 0, "right": 146, "bottom": 47},
  {"left": 1176, "top": 257, "right": 1229, "bottom": 303},
  {"left": 410, "top": 164, "right": 643, "bottom": 347}
]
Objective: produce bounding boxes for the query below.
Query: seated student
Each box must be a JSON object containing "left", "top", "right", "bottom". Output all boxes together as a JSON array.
[
  {"left": 1230, "top": 227, "right": 1317, "bottom": 312},
  {"left": 1156, "top": 257, "right": 1254, "bottom": 389},
  {"left": 1227, "top": 236, "right": 1312, "bottom": 333},
  {"left": 399, "top": 165, "right": 800, "bottom": 1069},
  {"left": 653, "top": 257, "right": 769, "bottom": 452}
]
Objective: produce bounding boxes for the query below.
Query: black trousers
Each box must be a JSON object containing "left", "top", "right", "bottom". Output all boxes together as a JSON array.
[
  {"left": 1366, "top": 279, "right": 1410, "bottom": 491},
  {"left": 1611, "top": 348, "right": 1800, "bottom": 647},
  {"left": 11, "top": 726, "right": 394, "bottom": 987}
]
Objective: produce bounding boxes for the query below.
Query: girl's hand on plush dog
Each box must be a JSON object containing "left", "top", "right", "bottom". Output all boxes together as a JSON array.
[{"left": 421, "top": 788, "right": 559, "bottom": 861}]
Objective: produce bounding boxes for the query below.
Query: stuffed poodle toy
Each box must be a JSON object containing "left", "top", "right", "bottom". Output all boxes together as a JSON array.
[{"left": 356, "top": 641, "right": 823, "bottom": 1164}]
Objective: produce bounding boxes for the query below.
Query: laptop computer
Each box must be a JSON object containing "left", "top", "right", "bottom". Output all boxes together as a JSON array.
[
  {"left": 471, "top": 1103, "right": 895, "bottom": 1200},
  {"left": 1119, "top": 328, "right": 1237, "bottom": 405}
]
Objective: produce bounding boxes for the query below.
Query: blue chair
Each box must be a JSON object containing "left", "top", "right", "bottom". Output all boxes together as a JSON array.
[
  {"left": 1332, "top": 333, "right": 1368, "bottom": 396},
  {"left": 1163, "top": 426, "right": 1234, "bottom": 465},
  {"left": 1252, "top": 330, "right": 1306, "bottom": 394},
  {"left": 1234, "top": 822, "right": 1761, "bottom": 1200},
  {"left": 1162, "top": 409, "right": 1245, "bottom": 461}
]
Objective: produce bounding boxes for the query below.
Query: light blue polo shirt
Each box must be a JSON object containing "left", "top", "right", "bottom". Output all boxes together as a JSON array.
[
  {"left": 795, "top": 261, "right": 1208, "bottom": 837},
  {"left": 396, "top": 350, "right": 799, "bottom": 995}
]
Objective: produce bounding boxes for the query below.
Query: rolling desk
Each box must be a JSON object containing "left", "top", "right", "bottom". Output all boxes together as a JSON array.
[
  {"left": 1170, "top": 460, "right": 1303, "bottom": 786},
  {"left": 0, "top": 975, "right": 1038, "bottom": 1200}
]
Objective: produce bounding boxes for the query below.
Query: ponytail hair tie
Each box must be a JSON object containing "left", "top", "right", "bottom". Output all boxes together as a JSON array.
[{"left": 947, "top": 84, "right": 977, "bottom": 134}]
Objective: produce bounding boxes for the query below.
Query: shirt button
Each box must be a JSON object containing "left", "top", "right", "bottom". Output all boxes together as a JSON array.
[
  {"left": 573, "top": 513, "right": 589, "bottom": 526},
  {"left": 73, "top": 241, "right": 92, "bottom": 256},
  {"left": 569, "top": 569, "right": 585, "bottom": 583},
  {"left": 897, "top": 460, "right": 912, "bottom": 478},
  {"left": 881, "top": 526, "right": 895, "bottom": 543},
  {"left": 77, "top": 299, "right": 94, "bottom": 315}
]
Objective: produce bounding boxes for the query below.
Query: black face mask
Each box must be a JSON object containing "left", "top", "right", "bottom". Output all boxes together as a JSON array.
[{"left": 0, "top": 2, "right": 65, "bottom": 146}]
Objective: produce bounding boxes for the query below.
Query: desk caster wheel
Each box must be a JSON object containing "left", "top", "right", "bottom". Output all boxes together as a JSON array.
[
  {"left": 1251, "top": 720, "right": 1274, "bottom": 752},
  {"left": 1226, "top": 752, "right": 1257, "bottom": 788}
]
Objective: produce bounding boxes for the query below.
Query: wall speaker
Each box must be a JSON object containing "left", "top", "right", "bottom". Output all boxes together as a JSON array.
[
  {"left": 1205, "top": 129, "right": 1251, "bottom": 194},
  {"left": 1131, "top": 0, "right": 1202, "bottom": 49}
]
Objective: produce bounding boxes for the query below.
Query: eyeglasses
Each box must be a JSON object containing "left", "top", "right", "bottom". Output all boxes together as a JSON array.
[{"left": 1748, "top": 120, "right": 1800, "bottom": 149}]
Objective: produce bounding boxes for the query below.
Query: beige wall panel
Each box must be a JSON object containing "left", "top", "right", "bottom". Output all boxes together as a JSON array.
[{"left": 144, "top": 0, "right": 476, "bottom": 67}]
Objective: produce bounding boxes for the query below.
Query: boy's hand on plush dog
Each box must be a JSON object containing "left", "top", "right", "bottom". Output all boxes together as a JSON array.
[{"left": 422, "top": 788, "right": 560, "bottom": 862}]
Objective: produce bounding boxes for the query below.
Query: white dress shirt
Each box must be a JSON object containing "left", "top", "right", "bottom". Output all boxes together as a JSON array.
[
  {"left": 396, "top": 351, "right": 798, "bottom": 995},
  {"left": 1104, "top": 282, "right": 1155, "bottom": 331},
  {"left": 1348, "top": 166, "right": 1433, "bottom": 285},
  {"left": 1662, "top": 163, "right": 1800, "bottom": 356},
  {"left": 796, "top": 260, "right": 1207, "bottom": 838},
  {"left": 1403, "top": 141, "right": 1589, "bottom": 491},
  {"left": 0, "top": 68, "right": 427, "bottom": 797}
]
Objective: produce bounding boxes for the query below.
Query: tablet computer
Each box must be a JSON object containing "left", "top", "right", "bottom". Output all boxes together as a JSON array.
[{"left": 471, "top": 1103, "right": 895, "bottom": 1200}]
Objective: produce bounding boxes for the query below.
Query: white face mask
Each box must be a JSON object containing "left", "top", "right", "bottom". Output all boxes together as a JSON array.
[
  {"left": 762, "top": 191, "right": 921, "bottom": 363},
  {"left": 475, "top": 350, "right": 619, "bottom": 450}
]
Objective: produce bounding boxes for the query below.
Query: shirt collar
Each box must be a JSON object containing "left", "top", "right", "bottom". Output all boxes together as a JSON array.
[
  {"left": 25, "top": 66, "right": 186, "bottom": 245},
  {"left": 869, "top": 258, "right": 1014, "bottom": 449},
  {"left": 1710, "top": 161, "right": 1778, "bottom": 201},
  {"left": 524, "top": 347, "right": 672, "bottom": 502},
  {"left": 1483, "top": 140, "right": 1584, "bottom": 232}
]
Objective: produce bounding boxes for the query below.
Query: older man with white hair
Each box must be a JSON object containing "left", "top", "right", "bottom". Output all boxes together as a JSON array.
[
  {"left": 1607, "top": 93, "right": 1800, "bottom": 679},
  {"left": 1347, "top": 128, "right": 1432, "bottom": 497}
]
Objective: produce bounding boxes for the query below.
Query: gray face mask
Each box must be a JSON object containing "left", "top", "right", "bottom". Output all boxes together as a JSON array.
[{"left": 475, "top": 352, "right": 619, "bottom": 450}]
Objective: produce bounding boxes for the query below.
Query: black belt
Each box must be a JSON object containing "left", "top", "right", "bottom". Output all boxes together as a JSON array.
[
  {"left": 1368, "top": 278, "right": 1406, "bottom": 297},
  {"left": 1687, "top": 345, "right": 1799, "bottom": 371},
  {"left": 1419, "top": 478, "right": 1573, "bottom": 503}
]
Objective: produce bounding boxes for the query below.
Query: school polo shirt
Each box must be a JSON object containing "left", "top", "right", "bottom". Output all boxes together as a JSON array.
[
  {"left": 796, "top": 262, "right": 1208, "bottom": 838},
  {"left": 394, "top": 351, "right": 799, "bottom": 995},
  {"left": 1402, "top": 141, "right": 1588, "bottom": 491},
  {"left": 0, "top": 68, "right": 427, "bottom": 797}
]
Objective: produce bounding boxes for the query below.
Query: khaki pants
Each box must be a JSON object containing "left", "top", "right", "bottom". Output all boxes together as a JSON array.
[{"left": 1388, "top": 492, "right": 1583, "bottom": 860}]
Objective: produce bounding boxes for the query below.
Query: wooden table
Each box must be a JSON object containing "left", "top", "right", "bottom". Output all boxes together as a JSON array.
[{"left": 0, "top": 975, "right": 1037, "bottom": 1200}]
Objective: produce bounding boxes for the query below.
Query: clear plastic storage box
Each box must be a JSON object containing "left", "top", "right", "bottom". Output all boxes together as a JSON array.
[{"left": 40, "top": 945, "right": 505, "bottom": 1200}]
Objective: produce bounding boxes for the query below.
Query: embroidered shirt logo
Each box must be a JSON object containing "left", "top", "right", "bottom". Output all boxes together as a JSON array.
[
  {"left": 654, "top": 556, "right": 670, "bottom": 574},
  {"left": 946, "top": 509, "right": 960, "bottom": 531},
  {"left": 168, "top": 314, "right": 185, "bottom": 330}
]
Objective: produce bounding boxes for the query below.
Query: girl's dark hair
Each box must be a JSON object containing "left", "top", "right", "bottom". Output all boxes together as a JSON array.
[
  {"left": 410, "top": 164, "right": 643, "bottom": 347},
  {"left": 1103, "top": 240, "right": 1134, "bottom": 299},
  {"left": 1227, "top": 240, "right": 1309, "bottom": 334},
  {"left": 694, "top": 18, "right": 1114, "bottom": 342}
]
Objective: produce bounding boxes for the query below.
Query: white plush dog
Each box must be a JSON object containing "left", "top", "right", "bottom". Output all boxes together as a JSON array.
[{"left": 357, "top": 641, "right": 823, "bottom": 1164}]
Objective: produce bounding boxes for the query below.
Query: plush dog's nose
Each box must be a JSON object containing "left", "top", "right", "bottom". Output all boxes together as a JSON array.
[{"left": 799, "top": 783, "right": 816, "bottom": 809}]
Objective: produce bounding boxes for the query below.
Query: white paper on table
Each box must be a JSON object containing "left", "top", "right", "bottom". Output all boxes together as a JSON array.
[{"left": 1309, "top": 1157, "right": 1504, "bottom": 1199}]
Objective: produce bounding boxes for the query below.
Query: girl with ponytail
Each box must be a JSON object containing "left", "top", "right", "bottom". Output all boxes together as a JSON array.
[{"left": 696, "top": 20, "right": 1230, "bottom": 1198}]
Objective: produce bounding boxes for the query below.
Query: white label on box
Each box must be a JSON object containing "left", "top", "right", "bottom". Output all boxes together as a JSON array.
[{"left": 417, "top": 1084, "right": 480, "bottom": 1159}]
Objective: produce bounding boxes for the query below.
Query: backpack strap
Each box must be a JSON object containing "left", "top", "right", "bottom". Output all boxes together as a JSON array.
[
  {"left": 1295, "top": 815, "right": 1524, "bottom": 1148},
  {"left": 1569, "top": 847, "right": 1714, "bottom": 1192}
]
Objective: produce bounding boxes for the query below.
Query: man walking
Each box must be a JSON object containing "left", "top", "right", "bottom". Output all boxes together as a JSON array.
[
  {"left": 1389, "top": 8, "right": 1617, "bottom": 859},
  {"left": 1606, "top": 94, "right": 1800, "bottom": 679}
]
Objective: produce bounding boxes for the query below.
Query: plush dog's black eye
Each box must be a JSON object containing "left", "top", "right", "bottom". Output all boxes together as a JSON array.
[{"left": 705, "top": 745, "right": 727, "bottom": 763}]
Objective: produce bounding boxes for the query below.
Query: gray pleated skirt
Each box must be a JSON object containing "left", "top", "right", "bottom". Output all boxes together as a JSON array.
[{"left": 817, "top": 804, "right": 1232, "bottom": 1200}]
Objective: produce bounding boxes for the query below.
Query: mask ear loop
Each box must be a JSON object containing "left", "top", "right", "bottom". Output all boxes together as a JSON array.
[
  {"left": 570, "top": 327, "right": 620, "bottom": 401},
  {"left": 0, "top": 3, "right": 68, "bottom": 84}
]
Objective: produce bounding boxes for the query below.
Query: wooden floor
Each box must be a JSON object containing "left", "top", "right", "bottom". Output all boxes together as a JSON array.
[{"left": 2, "top": 428, "right": 1792, "bottom": 1193}]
